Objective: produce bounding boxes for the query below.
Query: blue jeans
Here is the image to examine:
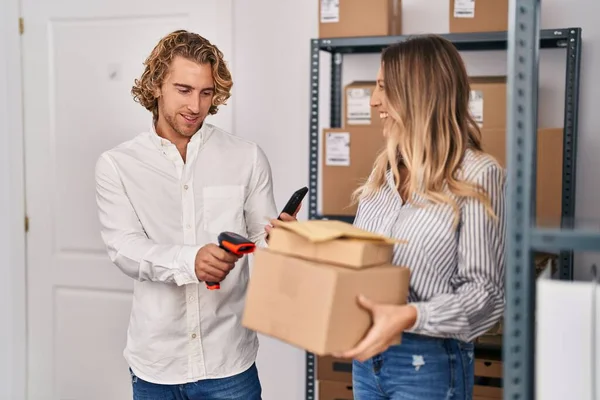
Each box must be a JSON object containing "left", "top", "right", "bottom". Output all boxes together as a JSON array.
[
  {"left": 352, "top": 333, "right": 474, "bottom": 400},
  {"left": 129, "top": 363, "right": 262, "bottom": 400}
]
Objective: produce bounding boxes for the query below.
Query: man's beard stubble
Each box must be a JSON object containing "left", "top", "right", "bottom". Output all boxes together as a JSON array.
[{"left": 165, "top": 112, "right": 201, "bottom": 138}]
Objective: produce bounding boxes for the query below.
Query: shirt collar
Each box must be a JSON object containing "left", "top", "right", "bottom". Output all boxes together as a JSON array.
[{"left": 149, "top": 119, "right": 208, "bottom": 150}]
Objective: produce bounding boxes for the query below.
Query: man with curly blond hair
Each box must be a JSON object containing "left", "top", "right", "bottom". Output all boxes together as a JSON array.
[{"left": 95, "top": 30, "right": 293, "bottom": 399}]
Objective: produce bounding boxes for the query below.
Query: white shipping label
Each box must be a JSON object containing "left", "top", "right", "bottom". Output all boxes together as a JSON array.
[
  {"left": 321, "top": 0, "right": 340, "bottom": 23},
  {"left": 347, "top": 88, "right": 372, "bottom": 124},
  {"left": 326, "top": 132, "right": 350, "bottom": 166},
  {"left": 454, "top": 0, "right": 475, "bottom": 18},
  {"left": 469, "top": 90, "right": 484, "bottom": 126}
]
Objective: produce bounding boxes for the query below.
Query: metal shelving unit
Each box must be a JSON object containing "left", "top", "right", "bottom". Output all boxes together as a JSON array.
[{"left": 306, "top": 1, "right": 583, "bottom": 398}]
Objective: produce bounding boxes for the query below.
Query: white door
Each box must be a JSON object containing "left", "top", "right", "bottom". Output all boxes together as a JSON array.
[{"left": 20, "top": 1, "right": 233, "bottom": 398}]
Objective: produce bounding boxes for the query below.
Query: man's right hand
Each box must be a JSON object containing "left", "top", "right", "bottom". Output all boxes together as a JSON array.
[{"left": 194, "top": 244, "right": 241, "bottom": 283}]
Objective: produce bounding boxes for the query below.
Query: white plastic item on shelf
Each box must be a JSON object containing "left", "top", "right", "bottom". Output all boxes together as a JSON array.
[{"left": 536, "top": 264, "right": 599, "bottom": 400}]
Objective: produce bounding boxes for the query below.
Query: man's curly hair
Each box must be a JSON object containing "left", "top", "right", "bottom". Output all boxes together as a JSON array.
[{"left": 131, "top": 30, "right": 233, "bottom": 121}]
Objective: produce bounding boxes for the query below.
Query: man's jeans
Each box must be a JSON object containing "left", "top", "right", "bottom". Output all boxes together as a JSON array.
[{"left": 129, "top": 363, "right": 262, "bottom": 400}]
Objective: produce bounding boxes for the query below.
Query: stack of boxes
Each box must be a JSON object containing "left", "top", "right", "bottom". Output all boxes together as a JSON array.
[
  {"left": 242, "top": 220, "right": 409, "bottom": 399},
  {"left": 322, "top": 77, "right": 565, "bottom": 226},
  {"left": 472, "top": 76, "right": 564, "bottom": 227},
  {"left": 473, "top": 358, "right": 504, "bottom": 399},
  {"left": 317, "top": 356, "right": 353, "bottom": 400},
  {"left": 318, "top": 0, "right": 564, "bottom": 227},
  {"left": 322, "top": 82, "right": 385, "bottom": 216},
  {"left": 242, "top": 220, "right": 410, "bottom": 356}
]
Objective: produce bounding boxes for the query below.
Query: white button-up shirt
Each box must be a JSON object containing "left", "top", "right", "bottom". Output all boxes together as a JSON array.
[{"left": 94, "top": 121, "right": 277, "bottom": 385}]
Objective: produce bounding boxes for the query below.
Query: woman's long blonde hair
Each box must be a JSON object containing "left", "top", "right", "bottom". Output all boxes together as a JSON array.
[{"left": 353, "top": 35, "right": 496, "bottom": 222}]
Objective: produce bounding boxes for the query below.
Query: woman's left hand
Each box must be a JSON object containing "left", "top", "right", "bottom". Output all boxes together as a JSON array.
[{"left": 333, "top": 295, "right": 418, "bottom": 362}]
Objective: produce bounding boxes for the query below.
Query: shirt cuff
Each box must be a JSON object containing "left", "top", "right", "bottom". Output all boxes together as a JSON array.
[
  {"left": 174, "top": 245, "right": 202, "bottom": 286},
  {"left": 405, "top": 302, "right": 429, "bottom": 334}
]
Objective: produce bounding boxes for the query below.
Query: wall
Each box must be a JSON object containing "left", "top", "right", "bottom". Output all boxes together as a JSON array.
[
  {"left": 232, "top": 3, "right": 315, "bottom": 399},
  {"left": 233, "top": 0, "right": 600, "bottom": 398},
  {"left": 0, "top": 0, "right": 27, "bottom": 398}
]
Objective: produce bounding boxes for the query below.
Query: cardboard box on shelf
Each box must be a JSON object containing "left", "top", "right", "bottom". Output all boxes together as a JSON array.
[
  {"left": 535, "top": 128, "right": 564, "bottom": 228},
  {"left": 469, "top": 76, "right": 507, "bottom": 129},
  {"left": 473, "top": 384, "right": 503, "bottom": 399},
  {"left": 475, "top": 358, "right": 503, "bottom": 379},
  {"left": 319, "top": 380, "right": 354, "bottom": 400},
  {"left": 343, "top": 82, "right": 382, "bottom": 128},
  {"left": 317, "top": 355, "right": 353, "bottom": 383},
  {"left": 322, "top": 127, "right": 385, "bottom": 216},
  {"left": 449, "top": 0, "right": 509, "bottom": 33},
  {"left": 319, "top": 0, "right": 402, "bottom": 38},
  {"left": 242, "top": 220, "right": 410, "bottom": 356},
  {"left": 480, "top": 127, "right": 564, "bottom": 227}
]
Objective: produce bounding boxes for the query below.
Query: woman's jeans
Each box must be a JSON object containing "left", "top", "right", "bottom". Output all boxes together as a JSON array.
[{"left": 352, "top": 333, "right": 475, "bottom": 400}]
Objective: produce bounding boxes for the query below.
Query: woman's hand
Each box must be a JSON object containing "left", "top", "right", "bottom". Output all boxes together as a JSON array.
[{"left": 333, "top": 295, "right": 418, "bottom": 362}]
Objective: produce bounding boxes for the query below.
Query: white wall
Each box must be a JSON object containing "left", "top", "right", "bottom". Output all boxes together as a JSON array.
[
  {"left": 232, "top": 0, "right": 600, "bottom": 397},
  {"left": 0, "top": 0, "right": 28, "bottom": 398},
  {"left": 232, "top": 3, "right": 315, "bottom": 399}
]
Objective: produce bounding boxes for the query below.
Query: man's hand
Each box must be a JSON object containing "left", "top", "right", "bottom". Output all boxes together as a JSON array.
[{"left": 194, "top": 244, "right": 241, "bottom": 282}]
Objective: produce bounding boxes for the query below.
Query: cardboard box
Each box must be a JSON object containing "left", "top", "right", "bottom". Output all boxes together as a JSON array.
[
  {"left": 475, "top": 358, "right": 503, "bottom": 378},
  {"left": 343, "top": 82, "right": 382, "bottom": 128},
  {"left": 469, "top": 76, "right": 507, "bottom": 129},
  {"left": 473, "top": 384, "right": 503, "bottom": 399},
  {"left": 242, "top": 220, "right": 410, "bottom": 355},
  {"left": 318, "top": 380, "right": 353, "bottom": 400},
  {"left": 449, "top": 0, "right": 509, "bottom": 33},
  {"left": 317, "top": 355, "right": 353, "bottom": 383},
  {"left": 480, "top": 127, "right": 564, "bottom": 227},
  {"left": 319, "top": 0, "right": 402, "bottom": 38},
  {"left": 322, "top": 127, "right": 385, "bottom": 215},
  {"left": 536, "top": 128, "right": 564, "bottom": 227},
  {"left": 267, "top": 219, "right": 394, "bottom": 267}
]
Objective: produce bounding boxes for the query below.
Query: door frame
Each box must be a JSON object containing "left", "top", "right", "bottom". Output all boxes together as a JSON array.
[{"left": 0, "top": 0, "right": 27, "bottom": 398}]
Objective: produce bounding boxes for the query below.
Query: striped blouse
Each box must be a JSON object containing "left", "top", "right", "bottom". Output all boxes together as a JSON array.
[{"left": 353, "top": 149, "right": 506, "bottom": 343}]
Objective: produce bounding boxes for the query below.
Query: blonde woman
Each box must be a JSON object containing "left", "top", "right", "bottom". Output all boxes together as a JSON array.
[{"left": 333, "top": 35, "right": 507, "bottom": 399}]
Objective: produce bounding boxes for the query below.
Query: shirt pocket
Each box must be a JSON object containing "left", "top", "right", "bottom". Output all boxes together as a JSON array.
[{"left": 202, "top": 185, "right": 246, "bottom": 234}]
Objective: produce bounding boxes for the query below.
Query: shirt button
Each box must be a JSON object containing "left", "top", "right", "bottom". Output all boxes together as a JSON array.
[
  {"left": 191, "top": 333, "right": 197, "bottom": 339},
  {"left": 183, "top": 184, "right": 189, "bottom": 190},
  {"left": 189, "top": 296, "right": 194, "bottom": 301},
  {"left": 186, "top": 224, "right": 191, "bottom": 229}
]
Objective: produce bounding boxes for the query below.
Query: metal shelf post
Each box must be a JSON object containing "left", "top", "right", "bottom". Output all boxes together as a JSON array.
[
  {"left": 330, "top": 53, "right": 343, "bottom": 128},
  {"left": 503, "top": 0, "right": 541, "bottom": 398},
  {"left": 305, "top": 38, "right": 320, "bottom": 400},
  {"left": 559, "top": 27, "right": 582, "bottom": 280}
]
